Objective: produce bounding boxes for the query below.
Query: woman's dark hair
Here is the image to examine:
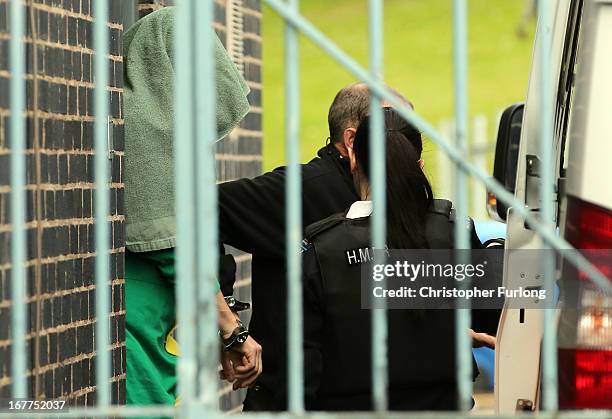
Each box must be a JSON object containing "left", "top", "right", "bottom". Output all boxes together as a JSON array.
[{"left": 352, "top": 109, "right": 433, "bottom": 249}]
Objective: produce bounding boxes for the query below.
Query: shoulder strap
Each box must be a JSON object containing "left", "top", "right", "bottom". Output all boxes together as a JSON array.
[
  {"left": 428, "top": 199, "right": 453, "bottom": 217},
  {"left": 425, "top": 199, "right": 453, "bottom": 249},
  {"left": 305, "top": 213, "right": 346, "bottom": 240},
  {"left": 425, "top": 199, "right": 481, "bottom": 249}
]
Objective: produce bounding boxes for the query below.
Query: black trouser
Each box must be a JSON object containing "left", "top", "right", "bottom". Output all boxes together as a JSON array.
[{"left": 243, "top": 385, "right": 280, "bottom": 411}]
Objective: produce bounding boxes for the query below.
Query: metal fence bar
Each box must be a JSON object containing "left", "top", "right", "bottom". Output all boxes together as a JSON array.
[
  {"left": 367, "top": 0, "right": 387, "bottom": 412},
  {"left": 451, "top": 0, "right": 472, "bottom": 411},
  {"left": 93, "top": 0, "right": 111, "bottom": 407},
  {"left": 174, "top": 0, "right": 199, "bottom": 415},
  {"left": 3, "top": 408, "right": 612, "bottom": 418},
  {"left": 471, "top": 115, "right": 488, "bottom": 220},
  {"left": 194, "top": 0, "right": 220, "bottom": 412},
  {"left": 9, "top": 0, "right": 27, "bottom": 400},
  {"left": 537, "top": 0, "right": 558, "bottom": 410},
  {"left": 437, "top": 120, "right": 454, "bottom": 200},
  {"left": 262, "top": 0, "right": 611, "bottom": 296},
  {"left": 284, "top": 0, "right": 304, "bottom": 413}
]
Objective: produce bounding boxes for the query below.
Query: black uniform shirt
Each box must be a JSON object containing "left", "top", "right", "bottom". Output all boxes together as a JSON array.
[{"left": 218, "top": 143, "right": 359, "bottom": 408}]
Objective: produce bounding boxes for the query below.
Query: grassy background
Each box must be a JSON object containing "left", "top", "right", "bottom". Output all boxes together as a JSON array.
[{"left": 261, "top": 0, "right": 536, "bottom": 184}]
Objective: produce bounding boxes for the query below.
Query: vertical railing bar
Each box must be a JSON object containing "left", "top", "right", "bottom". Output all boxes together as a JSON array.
[
  {"left": 9, "top": 0, "right": 27, "bottom": 400},
  {"left": 285, "top": 0, "right": 303, "bottom": 413},
  {"left": 367, "top": 0, "right": 387, "bottom": 412},
  {"left": 451, "top": 0, "right": 472, "bottom": 411},
  {"left": 537, "top": 0, "right": 558, "bottom": 411},
  {"left": 471, "top": 115, "right": 488, "bottom": 220},
  {"left": 174, "top": 1, "right": 198, "bottom": 416},
  {"left": 194, "top": 0, "right": 219, "bottom": 412},
  {"left": 93, "top": 0, "right": 111, "bottom": 407}
]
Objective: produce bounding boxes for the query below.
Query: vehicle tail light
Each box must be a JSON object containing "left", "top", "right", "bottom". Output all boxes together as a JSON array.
[
  {"left": 565, "top": 196, "right": 612, "bottom": 249},
  {"left": 559, "top": 196, "right": 612, "bottom": 409},
  {"left": 559, "top": 349, "right": 612, "bottom": 409}
]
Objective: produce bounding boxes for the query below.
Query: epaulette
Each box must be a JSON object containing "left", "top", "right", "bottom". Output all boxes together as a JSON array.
[{"left": 304, "top": 213, "right": 346, "bottom": 240}]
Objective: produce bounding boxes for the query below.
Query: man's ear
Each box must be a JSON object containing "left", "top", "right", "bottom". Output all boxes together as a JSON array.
[
  {"left": 338, "top": 127, "right": 357, "bottom": 157},
  {"left": 418, "top": 159, "right": 425, "bottom": 170}
]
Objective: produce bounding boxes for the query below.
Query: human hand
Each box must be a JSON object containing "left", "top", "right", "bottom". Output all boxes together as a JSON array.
[
  {"left": 219, "top": 336, "right": 262, "bottom": 390},
  {"left": 470, "top": 329, "right": 496, "bottom": 349}
]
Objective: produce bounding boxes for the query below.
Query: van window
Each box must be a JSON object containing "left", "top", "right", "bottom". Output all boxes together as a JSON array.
[{"left": 557, "top": 0, "right": 583, "bottom": 176}]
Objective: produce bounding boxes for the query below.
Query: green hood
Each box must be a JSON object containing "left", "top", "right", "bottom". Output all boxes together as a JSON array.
[{"left": 123, "top": 7, "right": 250, "bottom": 252}]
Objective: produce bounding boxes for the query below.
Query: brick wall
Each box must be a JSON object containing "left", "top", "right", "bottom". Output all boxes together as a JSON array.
[
  {"left": 0, "top": 0, "right": 125, "bottom": 405},
  {"left": 137, "top": 0, "right": 172, "bottom": 19}
]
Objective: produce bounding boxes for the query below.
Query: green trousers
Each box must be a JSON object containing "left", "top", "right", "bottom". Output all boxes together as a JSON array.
[{"left": 125, "top": 250, "right": 178, "bottom": 407}]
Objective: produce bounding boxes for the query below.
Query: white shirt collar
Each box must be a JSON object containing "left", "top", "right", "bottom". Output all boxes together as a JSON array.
[{"left": 346, "top": 200, "right": 372, "bottom": 219}]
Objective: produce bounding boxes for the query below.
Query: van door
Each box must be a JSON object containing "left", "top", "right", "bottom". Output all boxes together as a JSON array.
[{"left": 494, "top": 0, "right": 581, "bottom": 413}]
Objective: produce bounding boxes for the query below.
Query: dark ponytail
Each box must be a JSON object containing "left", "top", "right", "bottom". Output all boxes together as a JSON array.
[{"left": 353, "top": 109, "right": 433, "bottom": 249}]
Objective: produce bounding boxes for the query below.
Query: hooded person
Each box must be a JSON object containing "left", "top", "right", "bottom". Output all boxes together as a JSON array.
[{"left": 123, "top": 6, "right": 261, "bottom": 407}]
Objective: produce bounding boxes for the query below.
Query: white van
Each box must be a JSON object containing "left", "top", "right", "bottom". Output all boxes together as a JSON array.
[{"left": 487, "top": 0, "right": 612, "bottom": 412}]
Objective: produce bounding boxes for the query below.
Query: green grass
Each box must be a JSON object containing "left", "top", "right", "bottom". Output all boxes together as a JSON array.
[{"left": 262, "top": 0, "right": 535, "bottom": 180}]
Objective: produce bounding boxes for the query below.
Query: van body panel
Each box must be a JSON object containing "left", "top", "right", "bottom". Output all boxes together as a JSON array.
[{"left": 565, "top": 2, "right": 612, "bottom": 211}]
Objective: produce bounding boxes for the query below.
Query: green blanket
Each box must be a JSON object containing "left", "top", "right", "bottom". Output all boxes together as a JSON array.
[{"left": 123, "top": 7, "right": 250, "bottom": 252}]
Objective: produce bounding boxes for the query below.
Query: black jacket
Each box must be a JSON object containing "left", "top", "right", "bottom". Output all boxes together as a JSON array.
[
  {"left": 301, "top": 204, "right": 498, "bottom": 411},
  {"left": 218, "top": 143, "right": 359, "bottom": 409}
]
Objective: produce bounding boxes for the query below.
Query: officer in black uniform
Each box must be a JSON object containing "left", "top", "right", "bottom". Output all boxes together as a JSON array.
[
  {"left": 218, "top": 83, "right": 414, "bottom": 410},
  {"left": 302, "top": 109, "right": 500, "bottom": 411}
]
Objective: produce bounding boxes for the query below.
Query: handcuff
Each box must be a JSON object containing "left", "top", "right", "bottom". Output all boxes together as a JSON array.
[
  {"left": 221, "top": 296, "right": 251, "bottom": 351},
  {"left": 224, "top": 296, "right": 251, "bottom": 312},
  {"left": 221, "top": 324, "right": 250, "bottom": 351}
]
